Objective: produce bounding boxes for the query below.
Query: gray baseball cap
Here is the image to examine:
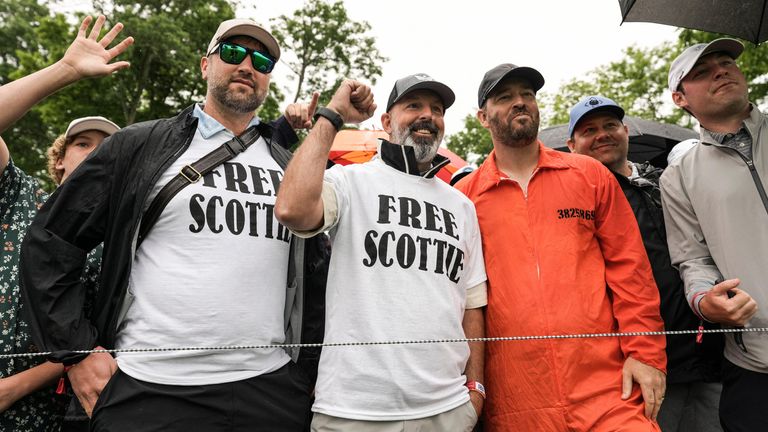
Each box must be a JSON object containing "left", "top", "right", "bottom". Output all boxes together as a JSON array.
[
  {"left": 668, "top": 38, "right": 744, "bottom": 93},
  {"left": 386, "top": 73, "right": 455, "bottom": 112}
]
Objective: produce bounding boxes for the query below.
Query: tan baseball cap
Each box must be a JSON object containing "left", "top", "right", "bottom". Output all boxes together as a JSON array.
[
  {"left": 65, "top": 116, "right": 120, "bottom": 139},
  {"left": 206, "top": 18, "right": 280, "bottom": 60}
]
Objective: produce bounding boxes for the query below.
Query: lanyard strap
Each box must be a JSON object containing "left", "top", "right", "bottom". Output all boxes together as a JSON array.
[{"left": 137, "top": 126, "right": 262, "bottom": 247}]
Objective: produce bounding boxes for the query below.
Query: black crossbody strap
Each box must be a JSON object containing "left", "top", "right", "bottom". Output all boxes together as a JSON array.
[{"left": 137, "top": 125, "right": 262, "bottom": 246}]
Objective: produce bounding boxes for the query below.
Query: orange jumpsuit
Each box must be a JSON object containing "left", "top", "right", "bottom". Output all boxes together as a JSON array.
[{"left": 457, "top": 145, "right": 666, "bottom": 431}]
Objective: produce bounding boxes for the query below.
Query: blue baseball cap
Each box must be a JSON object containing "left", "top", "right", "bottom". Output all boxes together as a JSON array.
[{"left": 568, "top": 96, "right": 625, "bottom": 138}]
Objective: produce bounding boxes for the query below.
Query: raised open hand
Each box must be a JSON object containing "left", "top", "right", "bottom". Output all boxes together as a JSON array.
[{"left": 60, "top": 15, "right": 134, "bottom": 79}]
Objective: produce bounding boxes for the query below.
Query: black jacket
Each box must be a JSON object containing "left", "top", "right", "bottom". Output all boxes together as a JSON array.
[
  {"left": 614, "top": 163, "right": 722, "bottom": 383},
  {"left": 20, "top": 105, "right": 327, "bottom": 371}
]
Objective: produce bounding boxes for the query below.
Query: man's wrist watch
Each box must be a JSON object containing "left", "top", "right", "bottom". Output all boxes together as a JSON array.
[
  {"left": 466, "top": 380, "right": 486, "bottom": 399},
  {"left": 313, "top": 107, "right": 344, "bottom": 131}
]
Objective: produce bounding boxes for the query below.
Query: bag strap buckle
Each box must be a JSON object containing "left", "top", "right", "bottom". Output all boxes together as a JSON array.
[{"left": 180, "top": 165, "right": 202, "bottom": 183}]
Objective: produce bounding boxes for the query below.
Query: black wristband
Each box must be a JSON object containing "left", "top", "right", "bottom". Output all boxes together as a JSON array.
[{"left": 313, "top": 107, "right": 344, "bottom": 131}]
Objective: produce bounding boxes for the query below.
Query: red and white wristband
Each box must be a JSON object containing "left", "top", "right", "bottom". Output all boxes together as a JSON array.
[{"left": 466, "top": 380, "right": 486, "bottom": 399}]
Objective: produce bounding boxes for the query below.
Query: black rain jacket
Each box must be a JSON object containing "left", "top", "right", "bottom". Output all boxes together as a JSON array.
[
  {"left": 20, "top": 105, "right": 327, "bottom": 378},
  {"left": 614, "top": 163, "right": 722, "bottom": 384}
]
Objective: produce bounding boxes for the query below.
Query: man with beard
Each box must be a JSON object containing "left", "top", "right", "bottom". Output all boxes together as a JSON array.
[
  {"left": 454, "top": 64, "right": 666, "bottom": 432},
  {"left": 21, "top": 18, "right": 326, "bottom": 431},
  {"left": 276, "top": 74, "right": 487, "bottom": 431},
  {"left": 662, "top": 39, "right": 765, "bottom": 432}
]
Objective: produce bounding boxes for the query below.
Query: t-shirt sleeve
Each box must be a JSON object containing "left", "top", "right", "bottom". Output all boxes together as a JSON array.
[
  {"left": 289, "top": 165, "right": 351, "bottom": 238},
  {"left": 289, "top": 181, "right": 340, "bottom": 238},
  {"left": 466, "top": 281, "right": 488, "bottom": 309},
  {"left": 460, "top": 203, "right": 488, "bottom": 293}
]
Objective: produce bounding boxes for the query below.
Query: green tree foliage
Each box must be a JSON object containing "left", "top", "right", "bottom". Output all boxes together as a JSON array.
[
  {"left": 445, "top": 114, "right": 492, "bottom": 165},
  {"left": 92, "top": 0, "right": 238, "bottom": 124},
  {"left": 4, "top": 0, "right": 385, "bottom": 187},
  {"left": 270, "top": 0, "right": 387, "bottom": 105},
  {"left": 448, "top": 29, "right": 768, "bottom": 163},
  {"left": 258, "top": 82, "right": 286, "bottom": 123},
  {"left": 2, "top": 0, "right": 242, "bottom": 189},
  {"left": 0, "top": 0, "right": 58, "bottom": 181},
  {"left": 542, "top": 42, "right": 684, "bottom": 128},
  {"left": 545, "top": 30, "right": 768, "bottom": 129},
  {"left": 0, "top": 0, "right": 49, "bottom": 84}
]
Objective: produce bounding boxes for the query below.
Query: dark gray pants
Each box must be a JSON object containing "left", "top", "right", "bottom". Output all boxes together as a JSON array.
[
  {"left": 656, "top": 381, "right": 722, "bottom": 432},
  {"left": 719, "top": 359, "right": 768, "bottom": 432},
  {"left": 90, "top": 362, "right": 312, "bottom": 432}
]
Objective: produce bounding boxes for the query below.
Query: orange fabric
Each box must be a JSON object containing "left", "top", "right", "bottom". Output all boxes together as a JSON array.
[
  {"left": 329, "top": 130, "right": 467, "bottom": 182},
  {"left": 457, "top": 144, "right": 666, "bottom": 432}
]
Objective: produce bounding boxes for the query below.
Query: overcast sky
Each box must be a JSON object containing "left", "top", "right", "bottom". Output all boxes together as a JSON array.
[{"left": 242, "top": 0, "right": 680, "bottom": 135}]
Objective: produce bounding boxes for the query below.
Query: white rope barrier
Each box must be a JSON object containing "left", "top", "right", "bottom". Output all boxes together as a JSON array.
[{"left": 3, "top": 327, "right": 766, "bottom": 360}]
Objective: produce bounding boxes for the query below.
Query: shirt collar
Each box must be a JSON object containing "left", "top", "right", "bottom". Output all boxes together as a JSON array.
[
  {"left": 701, "top": 103, "right": 761, "bottom": 145},
  {"left": 192, "top": 104, "right": 261, "bottom": 139},
  {"left": 474, "top": 141, "right": 569, "bottom": 193},
  {"left": 377, "top": 139, "right": 449, "bottom": 178},
  {"left": 707, "top": 127, "right": 749, "bottom": 144}
]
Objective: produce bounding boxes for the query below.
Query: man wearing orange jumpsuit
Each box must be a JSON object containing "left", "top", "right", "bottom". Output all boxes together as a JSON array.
[{"left": 455, "top": 64, "right": 667, "bottom": 431}]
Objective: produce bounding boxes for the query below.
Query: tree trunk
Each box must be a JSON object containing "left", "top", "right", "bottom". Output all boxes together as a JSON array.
[
  {"left": 293, "top": 64, "right": 307, "bottom": 103},
  {"left": 124, "top": 51, "right": 155, "bottom": 125}
]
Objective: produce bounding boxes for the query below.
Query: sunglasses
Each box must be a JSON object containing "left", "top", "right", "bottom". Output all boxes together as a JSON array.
[{"left": 215, "top": 41, "right": 276, "bottom": 74}]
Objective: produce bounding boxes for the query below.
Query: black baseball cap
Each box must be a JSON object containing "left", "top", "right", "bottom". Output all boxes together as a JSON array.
[
  {"left": 386, "top": 73, "right": 455, "bottom": 112},
  {"left": 477, "top": 63, "right": 545, "bottom": 107}
]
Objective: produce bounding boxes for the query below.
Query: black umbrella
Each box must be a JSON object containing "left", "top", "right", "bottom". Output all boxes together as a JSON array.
[
  {"left": 619, "top": 0, "right": 768, "bottom": 44},
  {"left": 538, "top": 116, "right": 698, "bottom": 168}
]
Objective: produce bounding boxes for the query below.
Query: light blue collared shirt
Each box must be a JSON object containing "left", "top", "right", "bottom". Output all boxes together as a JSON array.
[{"left": 191, "top": 104, "right": 260, "bottom": 139}]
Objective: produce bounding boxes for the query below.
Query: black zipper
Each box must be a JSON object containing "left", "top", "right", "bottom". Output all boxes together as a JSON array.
[
  {"left": 709, "top": 144, "right": 768, "bottom": 354},
  {"left": 718, "top": 145, "right": 768, "bottom": 218}
]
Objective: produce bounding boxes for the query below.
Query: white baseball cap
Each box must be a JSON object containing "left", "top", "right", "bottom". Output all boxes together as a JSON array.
[
  {"left": 65, "top": 116, "right": 120, "bottom": 139},
  {"left": 206, "top": 18, "right": 280, "bottom": 60},
  {"left": 667, "top": 139, "right": 699, "bottom": 165}
]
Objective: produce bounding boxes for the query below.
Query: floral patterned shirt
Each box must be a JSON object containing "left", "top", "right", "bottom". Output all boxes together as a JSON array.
[{"left": 1, "top": 160, "right": 101, "bottom": 432}]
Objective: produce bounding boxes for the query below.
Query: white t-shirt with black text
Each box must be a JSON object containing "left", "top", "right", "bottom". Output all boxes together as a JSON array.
[
  {"left": 115, "top": 108, "right": 291, "bottom": 385},
  {"left": 310, "top": 157, "right": 487, "bottom": 420}
]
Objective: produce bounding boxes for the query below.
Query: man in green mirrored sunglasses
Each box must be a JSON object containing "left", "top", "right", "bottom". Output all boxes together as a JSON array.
[
  {"left": 22, "top": 16, "right": 326, "bottom": 432},
  {"left": 211, "top": 41, "right": 276, "bottom": 74},
  {"left": 201, "top": 19, "right": 281, "bottom": 118}
]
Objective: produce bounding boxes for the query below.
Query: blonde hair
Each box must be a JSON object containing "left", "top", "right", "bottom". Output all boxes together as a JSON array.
[{"left": 46, "top": 133, "right": 68, "bottom": 185}]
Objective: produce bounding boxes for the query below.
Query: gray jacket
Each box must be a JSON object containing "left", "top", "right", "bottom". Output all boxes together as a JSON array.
[{"left": 660, "top": 104, "right": 768, "bottom": 373}]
